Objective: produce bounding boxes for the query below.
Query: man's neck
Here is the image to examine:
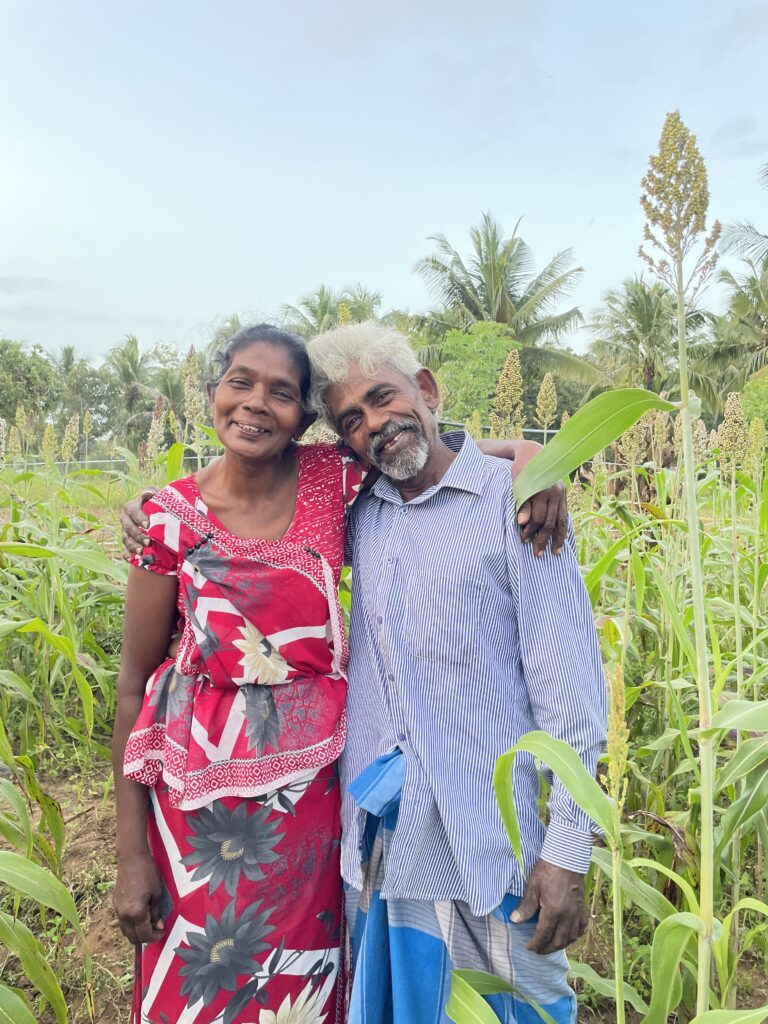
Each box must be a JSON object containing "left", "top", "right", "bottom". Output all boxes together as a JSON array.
[{"left": 394, "top": 433, "right": 458, "bottom": 502}]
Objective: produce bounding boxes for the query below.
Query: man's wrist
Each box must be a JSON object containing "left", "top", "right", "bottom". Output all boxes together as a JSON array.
[{"left": 540, "top": 819, "right": 595, "bottom": 875}]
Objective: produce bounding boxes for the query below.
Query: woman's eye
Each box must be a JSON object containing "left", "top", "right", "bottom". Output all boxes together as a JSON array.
[
  {"left": 273, "top": 390, "right": 295, "bottom": 401},
  {"left": 227, "top": 378, "right": 249, "bottom": 388}
]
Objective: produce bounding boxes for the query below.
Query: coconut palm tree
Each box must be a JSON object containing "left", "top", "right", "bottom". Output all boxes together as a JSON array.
[
  {"left": 107, "top": 335, "right": 157, "bottom": 442},
  {"left": 414, "top": 211, "right": 584, "bottom": 344},
  {"left": 721, "top": 163, "right": 768, "bottom": 270},
  {"left": 413, "top": 211, "right": 599, "bottom": 387},
  {"left": 282, "top": 284, "right": 381, "bottom": 336},
  {"left": 589, "top": 278, "right": 680, "bottom": 392},
  {"left": 695, "top": 261, "right": 768, "bottom": 400}
]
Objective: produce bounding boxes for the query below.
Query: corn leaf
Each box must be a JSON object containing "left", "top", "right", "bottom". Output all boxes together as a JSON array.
[{"left": 513, "top": 389, "right": 675, "bottom": 507}]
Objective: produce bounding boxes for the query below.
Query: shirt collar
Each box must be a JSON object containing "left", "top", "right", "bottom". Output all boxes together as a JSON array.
[{"left": 370, "top": 431, "right": 488, "bottom": 505}]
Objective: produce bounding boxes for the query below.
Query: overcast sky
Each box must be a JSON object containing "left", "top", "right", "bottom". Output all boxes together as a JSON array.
[{"left": 1, "top": 0, "right": 766, "bottom": 360}]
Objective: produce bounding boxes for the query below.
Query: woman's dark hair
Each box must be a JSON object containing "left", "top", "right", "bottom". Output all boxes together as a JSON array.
[{"left": 208, "top": 324, "right": 312, "bottom": 406}]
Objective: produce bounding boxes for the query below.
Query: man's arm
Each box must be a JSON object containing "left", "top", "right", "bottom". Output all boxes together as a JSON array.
[
  {"left": 505, "top": 506, "right": 607, "bottom": 954},
  {"left": 442, "top": 433, "right": 568, "bottom": 556}
]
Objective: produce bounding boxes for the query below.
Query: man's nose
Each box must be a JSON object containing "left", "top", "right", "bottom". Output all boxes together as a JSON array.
[{"left": 363, "top": 407, "right": 390, "bottom": 436}]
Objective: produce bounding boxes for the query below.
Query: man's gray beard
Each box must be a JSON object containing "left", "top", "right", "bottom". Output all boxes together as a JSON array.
[{"left": 368, "top": 422, "right": 430, "bottom": 481}]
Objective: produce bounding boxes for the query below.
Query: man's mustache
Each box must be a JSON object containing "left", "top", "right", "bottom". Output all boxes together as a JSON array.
[{"left": 367, "top": 420, "right": 419, "bottom": 460}]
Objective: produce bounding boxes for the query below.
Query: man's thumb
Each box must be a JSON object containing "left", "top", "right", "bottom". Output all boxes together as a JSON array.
[
  {"left": 511, "top": 888, "right": 538, "bottom": 924},
  {"left": 517, "top": 500, "right": 531, "bottom": 525}
]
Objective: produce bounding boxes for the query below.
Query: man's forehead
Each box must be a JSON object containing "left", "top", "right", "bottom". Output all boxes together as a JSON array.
[{"left": 327, "top": 362, "right": 411, "bottom": 406}]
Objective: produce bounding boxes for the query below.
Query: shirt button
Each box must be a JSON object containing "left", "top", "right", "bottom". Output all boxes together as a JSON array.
[
  {"left": 400, "top": 507, "right": 408, "bottom": 516},
  {"left": 376, "top": 616, "right": 383, "bottom": 624},
  {"left": 396, "top": 733, "right": 407, "bottom": 742},
  {"left": 387, "top": 674, "right": 394, "bottom": 682}
]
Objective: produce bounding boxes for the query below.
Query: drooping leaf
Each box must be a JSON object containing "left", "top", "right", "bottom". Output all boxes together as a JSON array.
[
  {"left": 0, "top": 851, "right": 81, "bottom": 928},
  {"left": 568, "top": 961, "right": 649, "bottom": 1014},
  {"left": 513, "top": 388, "right": 675, "bottom": 507}
]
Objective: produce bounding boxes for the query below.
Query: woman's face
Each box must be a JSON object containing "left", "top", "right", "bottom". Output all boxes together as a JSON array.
[{"left": 209, "top": 341, "right": 311, "bottom": 461}]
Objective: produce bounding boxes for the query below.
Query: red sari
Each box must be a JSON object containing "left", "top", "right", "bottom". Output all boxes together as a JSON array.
[{"left": 125, "top": 444, "right": 364, "bottom": 1024}]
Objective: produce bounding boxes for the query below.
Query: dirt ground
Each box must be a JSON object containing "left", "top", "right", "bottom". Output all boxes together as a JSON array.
[{"left": 37, "top": 777, "right": 768, "bottom": 1023}]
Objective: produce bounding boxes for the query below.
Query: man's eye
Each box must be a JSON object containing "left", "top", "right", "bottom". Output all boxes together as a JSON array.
[
  {"left": 344, "top": 416, "right": 361, "bottom": 432},
  {"left": 375, "top": 391, "right": 393, "bottom": 405}
]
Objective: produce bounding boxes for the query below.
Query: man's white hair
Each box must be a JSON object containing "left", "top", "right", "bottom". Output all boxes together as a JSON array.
[{"left": 307, "top": 320, "right": 422, "bottom": 424}]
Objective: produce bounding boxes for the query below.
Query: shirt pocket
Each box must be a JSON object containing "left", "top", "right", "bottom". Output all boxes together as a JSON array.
[{"left": 404, "top": 574, "right": 486, "bottom": 664}]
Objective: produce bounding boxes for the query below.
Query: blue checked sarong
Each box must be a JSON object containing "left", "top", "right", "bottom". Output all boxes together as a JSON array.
[{"left": 346, "top": 750, "right": 577, "bottom": 1024}]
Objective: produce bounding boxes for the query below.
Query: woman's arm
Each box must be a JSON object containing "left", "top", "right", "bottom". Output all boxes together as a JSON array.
[
  {"left": 112, "top": 566, "right": 178, "bottom": 945},
  {"left": 476, "top": 438, "right": 568, "bottom": 556}
]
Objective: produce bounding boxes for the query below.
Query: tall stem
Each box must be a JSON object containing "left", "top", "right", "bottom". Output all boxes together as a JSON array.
[
  {"left": 612, "top": 842, "right": 626, "bottom": 1024},
  {"left": 675, "top": 256, "right": 713, "bottom": 1014},
  {"left": 727, "top": 467, "right": 745, "bottom": 1006}
]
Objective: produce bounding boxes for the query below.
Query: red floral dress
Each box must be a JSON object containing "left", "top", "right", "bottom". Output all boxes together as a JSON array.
[{"left": 125, "top": 444, "right": 365, "bottom": 1024}]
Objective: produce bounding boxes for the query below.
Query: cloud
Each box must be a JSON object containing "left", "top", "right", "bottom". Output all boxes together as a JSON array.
[
  {"left": 712, "top": 117, "right": 756, "bottom": 144},
  {"left": 0, "top": 276, "right": 53, "bottom": 294}
]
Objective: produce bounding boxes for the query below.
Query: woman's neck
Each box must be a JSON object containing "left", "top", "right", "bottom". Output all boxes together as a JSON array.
[{"left": 198, "top": 447, "right": 296, "bottom": 504}]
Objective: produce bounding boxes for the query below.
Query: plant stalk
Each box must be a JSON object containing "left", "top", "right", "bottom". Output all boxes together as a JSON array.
[{"left": 675, "top": 256, "right": 713, "bottom": 1016}]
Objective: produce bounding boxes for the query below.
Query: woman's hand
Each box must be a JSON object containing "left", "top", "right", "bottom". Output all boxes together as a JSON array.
[
  {"left": 476, "top": 438, "right": 568, "bottom": 556},
  {"left": 120, "top": 489, "right": 157, "bottom": 560},
  {"left": 113, "top": 850, "right": 166, "bottom": 945}
]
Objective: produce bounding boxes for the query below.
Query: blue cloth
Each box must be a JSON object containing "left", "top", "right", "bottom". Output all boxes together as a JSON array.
[
  {"left": 346, "top": 749, "right": 577, "bottom": 1024},
  {"left": 342, "top": 432, "right": 607, "bottom": 916}
]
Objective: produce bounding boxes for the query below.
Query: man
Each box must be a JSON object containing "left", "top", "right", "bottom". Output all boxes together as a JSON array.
[{"left": 305, "top": 321, "right": 606, "bottom": 1024}]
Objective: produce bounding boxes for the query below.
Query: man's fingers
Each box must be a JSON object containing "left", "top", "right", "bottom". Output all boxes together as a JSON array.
[
  {"left": 526, "top": 910, "right": 557, "bottom": 954},
  {"left": 554, "top": 498, "right": 569, "bottom": 555},
  {"left": 510, "top": 887, "right": 539, "bottom": 924},
  {"left": 533, "top": 503, "right": 558, "bottom": 557},
  {"left": 517, "top": 500, "right": 531, "bottom": 527}
]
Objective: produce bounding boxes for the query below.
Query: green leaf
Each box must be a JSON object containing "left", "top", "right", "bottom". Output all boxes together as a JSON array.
[
  {"left": 447, "top": 970, "right": 557, "bottom": 1024},
  {"left": 639, "top": 912, "right": 705, "bottom": 1024},
  {"left": 705, "top": 699, "right": 768, "bottom": 736},
  {"left": 0, "top": 911, "right": 67, "bottom": 1024},
  {"left": 16, "top": 618, "right": 94, "bottom": 736},
  {"left": 494, "top": 732, "right": 616, "bottom": 862},
  {"left": 446, "top": 973, "right": 503, "bottom": 1024},
  {"left": 715, "top": 770, "right": 768, "bottom": 859},
  {"left": 0, "top": 542, "right": 128, "bottom": 583},
  {"left": 568, "top": 961, "right": 649, "bottom": 1014},
  {"left": 0, "top": 851, "right": 80, "bottom": 928},
  {"left": 716, "top": 737, "right": 768, "bottom": 794},
  {"left": 592, "top": 848, "right": 676, "bottom": 922},
  {"left": 0, "top": 780, "right": 32, "bottom": 859},
  {"left": 0, "top": 984, "right": 37, "bottom": 1024},
  {"left": 164, "top": 442, "right": 187, "bottom": 483},
  {"left": 628, "top": 857, "right": 700, "bottom": 914},
  {"left": 513, "top": 389, "right": 675, "bottom": 507},
  {"left": 689, "top": 1010, "right": 768, "bottom": 1023},
  {"left": 631, "top": 547, "right": 645, "bottom": 618},
  {"left": 650, "top": 569, "right": 698, "bottom": 677}
]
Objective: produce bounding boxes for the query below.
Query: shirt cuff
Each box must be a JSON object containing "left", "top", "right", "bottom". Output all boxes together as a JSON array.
[{"left": 539, "top": 819, "right": 596, "bottom": 875}]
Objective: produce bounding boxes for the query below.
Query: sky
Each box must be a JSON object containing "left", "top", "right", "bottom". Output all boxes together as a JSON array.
[{"left": 1, "top": 0, "right": 766, "bottom": 361}]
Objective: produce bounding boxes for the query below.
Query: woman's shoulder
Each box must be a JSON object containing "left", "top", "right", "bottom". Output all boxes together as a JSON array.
[{"left": 296, "top": 442, "right": 344, "bottom": 477}]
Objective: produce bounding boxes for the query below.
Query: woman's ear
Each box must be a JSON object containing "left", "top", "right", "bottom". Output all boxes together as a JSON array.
[{"left": 293, "top": 410, "right": 318, "bottom": 440}]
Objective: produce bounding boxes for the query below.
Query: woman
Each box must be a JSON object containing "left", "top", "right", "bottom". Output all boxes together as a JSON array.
[
  {"left": 113, "top": 325, "right": 366, "bottom": 1024},
  {"left": 114, "top": 323, "right": 567, "bottom": 1024}
]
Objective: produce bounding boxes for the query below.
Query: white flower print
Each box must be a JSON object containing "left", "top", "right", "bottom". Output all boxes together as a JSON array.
[
  {"left": 258, "top": 981, "right": 328, "bottom": 1024},
  {"left": 232, "top": 621, "right": 289, "bottom": 686}
]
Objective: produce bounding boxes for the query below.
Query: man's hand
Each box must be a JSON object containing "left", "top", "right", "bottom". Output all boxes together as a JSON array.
[
  {"left": 516, "top": 481, "right": 568, "bottom": 558},
  {"left": 477, "top": 437, "right": 568, "bottom": 556},
  {"left": 511, "top": 860, "right": 587, "bottom": 954},
  {"left": 120, "top": 488, "right": 157, "bottom": 560}
]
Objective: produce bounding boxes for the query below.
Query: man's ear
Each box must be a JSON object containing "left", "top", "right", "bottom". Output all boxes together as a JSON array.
[
  {"left": 293, "top": 410, "right": 318, "bottom": 440},
  {"left": 415, "top": 368, "right": 441, "bottom": 412}
]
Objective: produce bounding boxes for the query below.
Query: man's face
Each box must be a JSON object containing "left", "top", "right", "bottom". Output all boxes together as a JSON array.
[{"left": 326, "top": 363, "right": 440, "bottom": 480}]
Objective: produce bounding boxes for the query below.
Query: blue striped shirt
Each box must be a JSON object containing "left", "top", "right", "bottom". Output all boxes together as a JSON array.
[{"left": 341, "top": 432, "right": 607, "bottom": 916}]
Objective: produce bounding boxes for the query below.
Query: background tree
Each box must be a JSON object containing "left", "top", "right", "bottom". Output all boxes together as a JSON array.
[
  {"left": 721, "top": 162, "right": 768, "bottom": 270},
  {"left": 0, "top": 339, "right": 60, "bottom": 429},
  {"left": 281, "top": 284, "right": 381, "bottom": 336}
]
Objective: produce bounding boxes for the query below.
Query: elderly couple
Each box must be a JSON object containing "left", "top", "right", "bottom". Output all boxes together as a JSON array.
[{"left": 113, "top": 320, "right": 606, "bottom": 1024}]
